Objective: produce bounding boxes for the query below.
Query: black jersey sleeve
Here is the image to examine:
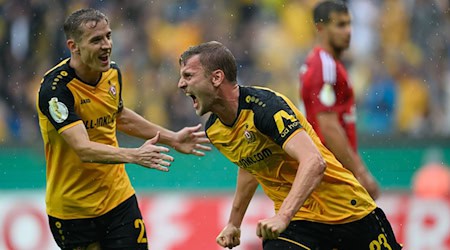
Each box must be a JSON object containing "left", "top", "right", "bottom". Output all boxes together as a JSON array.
[
  {"left": 253, "top": 91, "right": 303, "bottom": 147},
  {"left": 38, "top": 77, "right": 81, "bottom": 131}
]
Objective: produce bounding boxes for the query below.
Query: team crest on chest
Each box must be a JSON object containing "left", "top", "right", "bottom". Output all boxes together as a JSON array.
[
  {"left": 108, "top": 80, "right": 117, "bottom": 99},
  {"left": 243, "top": 125, "right": 256, "bottom": 143}
]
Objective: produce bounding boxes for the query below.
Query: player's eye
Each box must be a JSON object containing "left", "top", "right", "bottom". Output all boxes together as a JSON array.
[
  {"left": 337, "top": 21, "right": 350, "bottom": 28},
  {"left": 91, "top": 38, "right": 101, "bottom": 44}
]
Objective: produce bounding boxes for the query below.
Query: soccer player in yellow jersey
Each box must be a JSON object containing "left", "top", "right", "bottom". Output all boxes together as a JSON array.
[
  {"left": 37, "top": 9, "right": 210, "bottom": 250},
  {"left": 178, "top": 41, "right": 401, "bottom": 249}
]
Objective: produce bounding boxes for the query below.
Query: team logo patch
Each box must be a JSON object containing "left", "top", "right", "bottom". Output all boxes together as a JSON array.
[
  {"left": 109, "top": 85, "right": 117, "bottom": 98},
  {"left": 319, "top": 83, "right": 336, "bottom": 107},
  {"left": 48, "top": 97, "right": 68, "bottom": 123},
  {"left": 244, "top": 129, "right": 256, "bottom": 143}
]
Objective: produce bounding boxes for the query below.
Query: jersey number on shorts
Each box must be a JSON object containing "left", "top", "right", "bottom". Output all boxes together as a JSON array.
[
  {"left": 134, "top": 219, "right": 148, "bottom": 243},
  {"left": 369, "top": 233, "right": 392, "bottom": 250}
]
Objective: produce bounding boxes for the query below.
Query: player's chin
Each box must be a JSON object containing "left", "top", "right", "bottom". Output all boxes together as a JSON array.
[
  {"left": 195, "top": 106, "right": 209, "bottom": 117},
  {"left": 195, "top": 109, "right": 206, "bottom": 116},
  {"left": 342, "top": 40, "right": 351, "bottom": 49},
  {"left": 98, "top": 64, "right": 111, "bottom": 72}
]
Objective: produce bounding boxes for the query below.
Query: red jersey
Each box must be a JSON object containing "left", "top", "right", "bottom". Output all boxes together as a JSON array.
[{"left": 299, "top": 47, "right": 357, "bottom": 151}]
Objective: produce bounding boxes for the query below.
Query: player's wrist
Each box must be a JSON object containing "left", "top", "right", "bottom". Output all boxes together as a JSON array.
[
  {"left": 276, "top": 212, "right": 292, "bottom": 225},
  {"left": 226, "top": 219, "right": 242, "bottom": 229},
  {"left": 159, "top": 131, "right": 178, "bottom": 148},
  {"left": 126, "top": 148, "right": 140, "bottom": 164}
]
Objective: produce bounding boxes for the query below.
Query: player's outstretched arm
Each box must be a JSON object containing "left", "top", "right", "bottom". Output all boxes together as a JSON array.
[
  {"left": 256, "top": 130, "right": 326, "bottom": 240},
  {"left": 317, "top": 112, "right": 380, "bottom": 199},
  {"left": 217, "top": 168, "right": 258, "bottom": 249},
  {"left": 117, "top": 107, "right": 211, "bottom": 156},
  {"left": 61, "top": 123, "right": 173, "bottom": 171}
]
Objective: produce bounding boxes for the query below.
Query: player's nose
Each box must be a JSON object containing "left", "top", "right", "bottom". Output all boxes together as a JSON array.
[
  {"left": 101, "top": 38, "right": 112, "bottom": 50},
  {"left": 178, "top": 78, "right": 186, "bottom": 89}
]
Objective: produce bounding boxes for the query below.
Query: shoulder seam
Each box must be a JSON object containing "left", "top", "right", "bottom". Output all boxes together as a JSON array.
[{"left": 43, "top": 58, "right": 70, "bottom": 77}]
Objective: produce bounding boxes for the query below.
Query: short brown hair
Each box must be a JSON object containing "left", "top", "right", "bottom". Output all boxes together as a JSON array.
[
  {"left": 63, "top": 8, "right": 109, "bottom": 41},
  {"left": 179, "top": 41, "right": 237, "bottom": 83},
  {"left": 313, "top": 0, "right": 348, "bottom": 24}
]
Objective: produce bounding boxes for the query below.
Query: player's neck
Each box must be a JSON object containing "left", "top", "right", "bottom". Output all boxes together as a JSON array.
[
  {"left": 320, "top": 43, "right": 342, "bottom": 59},
  {"left": 213, "top": 84, "right": 240, "bottom": 126},
  {"left": 69, "top": 57, "right": 102, "bottom": 85}
]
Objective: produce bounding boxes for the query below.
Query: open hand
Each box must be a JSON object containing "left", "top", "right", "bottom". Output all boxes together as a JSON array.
[
  {"left": 172, "top": 124, "right": 211, "bottom": 156},
  {"left": 136, "top": 132, "right": 173, "bottom": 171}
]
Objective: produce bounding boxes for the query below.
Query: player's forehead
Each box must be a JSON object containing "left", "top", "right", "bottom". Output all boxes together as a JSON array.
[
  {"left": 79, "top": 19, "right": 111, "bottom": 40},
  {"left": 180, "top": 55, "right": 203, "bottom": 73},
  {"left": 328, "top": 11, "right": 351, "bottom": 24}
]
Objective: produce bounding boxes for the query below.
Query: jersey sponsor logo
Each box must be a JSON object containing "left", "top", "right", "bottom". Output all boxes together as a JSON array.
[
  {"left": 273, "top": 110, "right": 300, "bottom": 138},
  {"left": 84, "top": 112, "right": 117, "bottom": 129},
  {"left": 48, "top": 97, "right": 69, "bottom": 123},
  {"left": 81, "top": 98, "right": 91, "bottom": 104},
  {"left": 235, "top": 148, "right": 272, "bottom": 168},
  {"left": 319, "top": 83, "right": 336, "bottom": 107}
]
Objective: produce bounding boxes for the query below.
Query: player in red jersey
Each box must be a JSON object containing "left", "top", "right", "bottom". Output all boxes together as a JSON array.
[{"left": 300, "top": 0, "right": 380, "bottom": 199}]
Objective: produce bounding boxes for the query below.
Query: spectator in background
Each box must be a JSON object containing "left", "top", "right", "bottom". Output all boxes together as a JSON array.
[
  {"left": 410, "top": 0, "right": 449, "bottom": 135},
  {"left": 0, "top": 0, "right": 449, "bottom": 144},
  {"left": 361, "top": 64, "right": 396, "bottom": 134},
  {"left": 395, "top": 63, "right": 430, "bottom": 135},
  {"left": 299, "top": 0, "right": 380, "bottom": 199},
  {"left": 413, "top": 163, "right": 450, "bottom": 199}
]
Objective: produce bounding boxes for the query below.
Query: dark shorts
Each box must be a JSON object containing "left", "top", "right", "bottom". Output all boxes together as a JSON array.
[
  {"left": 263, "top": 207, "right": 402, "bottom": 250},
  {"left": 48, "top": 194, "right": 148, "bottom": 250}
]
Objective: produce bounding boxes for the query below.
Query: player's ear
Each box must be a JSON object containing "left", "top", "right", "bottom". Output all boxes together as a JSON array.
[
  {"left": 67, "top": 39, "right": 80, "bottom": 55},
  {"left": 211, "top": 69, "right": 225, "bottom": 87}
]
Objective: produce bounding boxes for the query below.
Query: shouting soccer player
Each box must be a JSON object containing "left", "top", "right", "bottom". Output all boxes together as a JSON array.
[
  {"left": 300, "top": 0, "right": 380, "bottom": 200},
  {"left": 37, "top": 8, "right": 210, "bottom": 250},
  {"left": 178, "top": 41, "right": 401, "bottom": 249}
]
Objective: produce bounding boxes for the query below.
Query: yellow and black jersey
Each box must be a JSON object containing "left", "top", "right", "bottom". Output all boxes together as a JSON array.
[
  {"left": 36, "top": 58, "right": 134, "bottom": 219},
  {"left": 205, "top": 86, "right": 376, "bottom": 224}
]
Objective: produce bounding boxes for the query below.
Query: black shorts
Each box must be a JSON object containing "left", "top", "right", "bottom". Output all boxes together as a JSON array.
[
  {"left": 263, "top": 207, "right": 402, "bottom": 250},
  {"left": 48, "top": 194, "right": 148, "bottom": 250}
]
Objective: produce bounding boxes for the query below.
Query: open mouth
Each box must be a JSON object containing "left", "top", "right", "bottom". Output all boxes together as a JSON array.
[
  {"left": 99, "top": 54, "right": 109, "bottom": 65},
  {"left": 186, "top": 93, "right": 199, "bottom": 109}
]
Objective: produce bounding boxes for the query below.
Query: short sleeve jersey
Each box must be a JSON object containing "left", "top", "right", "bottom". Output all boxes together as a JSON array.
[
  {"left": 300, "top": 47, "right": 358, "bottom": 151},
  {"left": 36, "top": 58, "right": 134, "bottom": 219},
  {"left": 205, "top": 86, "right": 376, "bottom": 224}
]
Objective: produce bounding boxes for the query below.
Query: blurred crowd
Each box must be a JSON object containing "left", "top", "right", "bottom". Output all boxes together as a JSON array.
[{"left": 0, "top": 0, "right": 449, "bottom": 145}]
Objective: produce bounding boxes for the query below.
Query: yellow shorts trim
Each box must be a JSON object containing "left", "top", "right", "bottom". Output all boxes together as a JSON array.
[{"left": 278, "top": 236, "right": 311, "bottom": 250}]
